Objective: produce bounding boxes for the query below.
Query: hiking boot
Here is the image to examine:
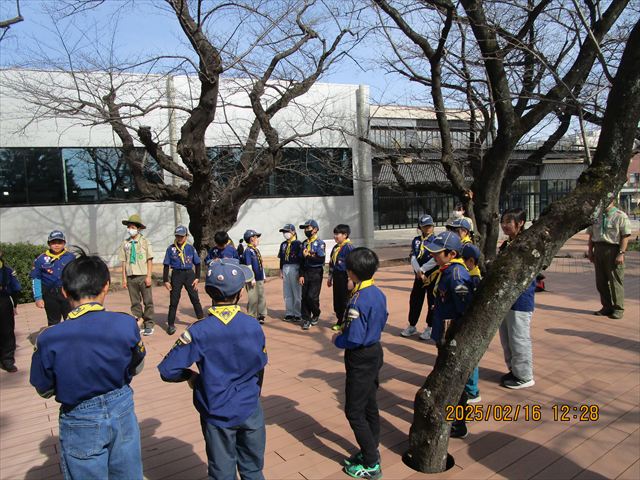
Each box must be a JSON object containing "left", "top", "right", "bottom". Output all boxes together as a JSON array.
[
  {"left": 593, "top": 308, "right": 613, "bottom": 316},
  {"left": 400, "top": 325, "right": 418, "bottom": 337},
  {"left": 310, "top": 315, "right": 319, "bottom": 326},
  {"left": 467, "top": 393, "right": 481, "bottom": 404},
  {"left": 418, "top": 327, "right": 432, "bottom": 340},
  {"left": 503, "top": 376, "right": 535, "bottom": 389},
  {"left": 167, "top": 325, "right": 177, "bottom": 335},
  {"left": 343, "top": 462, "right": 382, "bottom": 479},
  {"left": 302, "top": 319, "right": 311, "bottom": 330}
]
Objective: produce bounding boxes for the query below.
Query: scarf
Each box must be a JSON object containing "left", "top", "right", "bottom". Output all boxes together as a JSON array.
[
  {"left": 174, "top": 241, "right": 187, "bottom": 266},
  {"left": 332, "top": 238, "right": 351, "bottom": 265},
  {"left": 350, "top": 278, "right": 374, "bottom": 296},
  {"left": 67, "top": 302, "right": 105, "bottom": 319},
  {"left": 284, "top": 234, "right": 297, "bottom": 261},
  {"left": 129, "top": 237, "right": 139, "bottom": 264},
  {"left": 248, "top": 245, "right": 263, "bottom": 270},
  {"left": 45, "top": 249, "right": 67, "bottom": 262},
  {"left": 602, "top": 206, "right": 617, "bottom": 232},
  {"left": 417, "top": 234, "right": 431, "bottom": 260},
  {"left": 208, "top": 305, "right": 241, "bottom": 325},
  {"left": 305, "top": 234, "right": 318, "bottom": 253},
  {"left": 433, "top": 258, "right": 467, "bottom": 294},
  {"left": 468, "top": 265, "right": 482, "bottom": 279}
]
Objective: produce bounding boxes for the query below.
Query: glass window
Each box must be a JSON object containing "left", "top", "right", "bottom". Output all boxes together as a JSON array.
[{"left": 0, "top": 148, "right": 27, "bottom": 205}]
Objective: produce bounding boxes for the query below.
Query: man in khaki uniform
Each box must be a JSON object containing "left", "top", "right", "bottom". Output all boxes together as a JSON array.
[
  {"left": 587, "top": 198, "right": 632, "bottom": 319},
  {"left": 119, "top": 214, "right": 155, "bottom": 335}
]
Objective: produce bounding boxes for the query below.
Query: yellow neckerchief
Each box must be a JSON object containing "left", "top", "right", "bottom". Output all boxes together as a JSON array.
[
  {"left": 67, "top": 302, "right": 105, "bottom": 319},
  {"left": 468, "top": 265, "right": 482, "bottom": 278},
  {"left": 284, "top": 234, "right": 297, "bottom": 261},
  {"left": 461, "top": 235, "right": 472, "bottom": 245},
  {"left": 45, "top": 249, "right": 67, "bottom": 262},
  {"left": 247, "top": 244, "right": 263, "bottom": 270},
  {"left": 350, "top": 278, "right": 374, "bottom": 297},
  {"left": 417, "top": 234, "right": 431, "bottom": 260},
  {"left": 332, "top": 238, "right": 351, "bottom": 265},
  {"left": 174, "top": 241, "right": 187, "bottom": 266},
  {"left": 305, "top": 234, "right": 318, "bottom": 253},
  {"left": 208, "top": 305, "right": 241, "bottom": 325},
  {"left": 433, "top": 258, "right": 467, "bottom": 294}
]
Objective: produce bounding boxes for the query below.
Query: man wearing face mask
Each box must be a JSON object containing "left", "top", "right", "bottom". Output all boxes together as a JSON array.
[
  {"left": 119, "top": 214, "right": 155, "bottom": 336},
  {"left": 299, "top": 219, "right": 326, "bottom": 331},
  {"left": 278, "top": 224, "right": 303, "bottom": 323}
]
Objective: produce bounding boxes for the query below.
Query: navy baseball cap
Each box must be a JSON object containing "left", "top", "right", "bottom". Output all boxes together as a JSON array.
[
  {"left": 48, "top": 230, "right": 66, "bottom": 242},
  {"left": 451, "top": 218, "right": 472, "bottom": 232},
  {"left": 299, "top": 219, "right": 319, "bottom": 229},
  {"left": 279, "top": 224, "right": 296, "bottom": 233},
  {"left": 174, "top": 225, "right": 188, "bottom": 236},
  {"left": 426, "top": 231, "right": 463, "bottom": 254},
  {"left": 243, "top": 229, "right": 262, "bottom": 242},
  {"left": 418, "top": 215, "right": 434, "bottom": 227},
  {"left": 461, "top": 244, "right": 481, "bottom": 262},
  {"left": 205, "top": 259, "right": 254, "bottom": 297}
]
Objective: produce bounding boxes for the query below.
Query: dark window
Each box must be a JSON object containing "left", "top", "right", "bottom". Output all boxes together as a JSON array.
[
  {"left": 0, "top": 148, "right": 64, "bottom": 205},
  {"left": 0, "top": 148, "right": 27, "bottom": 205}
]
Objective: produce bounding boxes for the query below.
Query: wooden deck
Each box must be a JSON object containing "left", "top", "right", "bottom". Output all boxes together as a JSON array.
[{"left": 1, "top": 236, "right": 638, "bottom": 479}]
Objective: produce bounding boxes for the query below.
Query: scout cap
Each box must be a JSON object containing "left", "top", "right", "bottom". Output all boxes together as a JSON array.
[
  {"left": 48, "top": 230, "right": 66, "bottom": 242},
  {"left": 426, "top": 231, "right": 463, "bottom": 254},
  {"left": 451, "top": 218, "right": 472, "bottom": 232},
  {"left": 205, "top": 259, "right": 254, "bottom": 297},
  {"left": 243, "top": 229, "right": 261, "bottom": 242},
  {"left": 122, "top": 214, "right": 146, "bottom": 229},
  {"left": 299, "top": 219, "right": 319, "bottom": 229},
  {"left": 279, "top": 224, "right": 296, "bottom": 233},
  {"left": 461, "top": 243, "right": 481, "bottom": 262},
  {"left": 418, "top": 215, "right": 434, "bottom": 227},
  {"left": 174, "top": 225, "right": 188, "bottom": 236}
]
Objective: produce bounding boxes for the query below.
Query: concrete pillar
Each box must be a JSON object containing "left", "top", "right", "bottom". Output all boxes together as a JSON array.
[{"left": 354, "top": 85, "right": 374, "bottom": 248}]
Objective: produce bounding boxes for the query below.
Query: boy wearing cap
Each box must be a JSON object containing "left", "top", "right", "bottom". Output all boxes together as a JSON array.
[
  {"left": 401, "top": 215, "right": 437, "bottom": 340},
  {"left": 278, "top": 224, "right": 303, "bottom": 322},
  {"left": 461, "top": 243, "right": 482, "bottom": 403},
  {"left": 163, "top": 226, "right": 204, "bottom": 335},
  {"left": 299, "top": 219, "right": 326, "bottom": 331},
  {"left": 204, "top": 231, "right": 239, "bottom": 264},
  {"left": 426, "top": 231, "right": 475, "bottom": 438},
  {"left": 328, "top": 224, "right": 355, "bottom": 331},
  {"left": 30, "top": 251, "right": 146, "bottom": 479},
  {"left": 0, "top": 250, "right": 21, "bottom": 373},
  {"left": 31, "top": 230, "right": 75, "bottom": 326},
  {"left": 158, "top": 259, "right": 267, "bottom": 480},
  {"left": 243, "top": 229, "right": 267, "bottom": 324},
  {"left": 119, "top": 214, "right": 155, "bottom": 336},
  {"left": 450, "top": 218, "right": 474, "bottom": 244},
  {"left": 332, "top": 248, "right": 387, "bottom": 479}
]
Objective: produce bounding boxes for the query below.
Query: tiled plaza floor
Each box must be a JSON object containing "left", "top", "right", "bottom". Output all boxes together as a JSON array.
[{"left": 1, "top": 235, "right": 638, "bottom": 479}]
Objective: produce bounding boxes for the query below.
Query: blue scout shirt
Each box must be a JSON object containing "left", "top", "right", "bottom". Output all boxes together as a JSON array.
[
  {"left": 301, "top": 236, "right": 326, "bottom": 271},
  {"left": 335, "top": 280, "right": 388, "bottom": 349},
  {"left": 205, "top": 243, "right": 240, "bottom": 264},
  {"left": 278, "top": 238, "right": 303, "bottom": 268},
  {"left": 158, "top": 306, "right": 268, "bottom": 428},
  {"left": 0, "top": 266, "right": 22, "bottom": 300},
  {"left": 329, "top": 240, "right": 354, "bottom": 275},
  {"left": 30, "top": 250, "right": 75, "bottom": 290},
  {"left": 163, "top": 242, "right": 201, "bottom": 270},
  {"left": 512, "top": 279, "right": 536, "bottom": 312},
  {"left": 30, "top": 303, "right": 145, "bottom": 408},
  {"left": 243, "top": 245, "right": 265, "bottom": 281},
  {"left": 410, "top": 234, "right": 434, "bottom": 266},
  {"left": 431, "top": 260, "right": 474, "bottom": 342}
]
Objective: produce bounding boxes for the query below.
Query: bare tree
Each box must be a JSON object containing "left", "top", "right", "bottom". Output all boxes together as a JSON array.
[
  {"left": 0, "top": 0, "right": 24, "bottom": 42},
  {"left": 1, "top": 0, "right": 360, "bottom": 251}
]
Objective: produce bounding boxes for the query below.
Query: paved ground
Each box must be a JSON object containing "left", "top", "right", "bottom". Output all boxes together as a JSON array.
[{"left": 1, "top": 234, "right": 638, "bottom": 480}]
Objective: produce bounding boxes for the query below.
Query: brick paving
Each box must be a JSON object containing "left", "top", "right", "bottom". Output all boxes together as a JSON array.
[{"left": 0, "top": 235, "right": 638, "bottom": 480}]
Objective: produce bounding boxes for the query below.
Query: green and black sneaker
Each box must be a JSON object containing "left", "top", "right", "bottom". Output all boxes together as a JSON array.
[{"left": 343, "top": 462, "right": 382, "bottom": 479}]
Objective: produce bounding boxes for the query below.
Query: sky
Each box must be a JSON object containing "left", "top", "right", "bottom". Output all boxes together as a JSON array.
[{"left": 0, "top": 0, "right": 425, "bottom": 105}]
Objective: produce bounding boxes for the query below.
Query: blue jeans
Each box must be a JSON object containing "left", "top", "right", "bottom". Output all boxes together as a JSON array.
[
  {"left": 201, "top": 403, "right": 265, "bottom": 480},
  {"left": 59, "top": 385, "right": 142, "bottom": 480},
  {"left": 464, "top": 366, "right": 480, "bottom": 397}
]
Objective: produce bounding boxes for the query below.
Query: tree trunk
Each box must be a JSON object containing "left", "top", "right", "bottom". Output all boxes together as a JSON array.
[{"left": 404, "top": 17, "right": 640, "bottom": 472}]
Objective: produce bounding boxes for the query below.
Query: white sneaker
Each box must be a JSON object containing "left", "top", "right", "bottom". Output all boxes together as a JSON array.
[
  {"left": 400, "top": 325, "right": 418, "bottom": 337},
  {"left": 467, "top": 394, "right": 482, "bottom": 403},
  {"left": 419, "top": 327, "right": 432, "bottom": 340}
]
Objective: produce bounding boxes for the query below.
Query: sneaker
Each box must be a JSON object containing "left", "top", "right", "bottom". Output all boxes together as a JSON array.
[
  {"left": 450, "top": 422, "right": 468, "bottom": 439},
  {"left": 503, "top": 376, "right": 535, "bottom": 389},
  {"left": 167, "top": 325, "right": 177, "bottom": 335},
  {"left": 331, "top": 323, "right": 342, "bottom": 331},
  {"left": 0, "top": 362, "right": 17, "bottom": 373},
  {"left": 593, "top": 308, "right": 613, "bottom": 316},
  {"left": 500, "top": 371, "right": 515, "bottom": 385},
  {"left": 293, "top": 316, "right": 302, "bottom": 323},
  {"left": 467, "top": 393, "right": 481, "bottom": 404},
  {"left": 400, "top": 325, "right": 418, "bottom": 337},
  {"left": 344, "top": 451, "right": 381, "bottom": 467},
  {"left": 258, "top": 316, "right": 265, "bottom": 324},
  {"left": 283, "top": 315, "right": 294, "bottom": 322},
  {"left": 310, "top": 316, "right": 319, "bottom": 326},
  {"left": 343, "top": 462, "right": 382, "bottom": 479},
  {"left": 609, "top": 310, "right": 623, "bottom": 319},
  {"left": 302, "top": 319, "right": 311, "bottom": 330},
  {"left": 418, "top": 327, "right": 432, "bottom": 340},
  {"left": 142, "top": 327, "right": 155, "bottom": 336}
]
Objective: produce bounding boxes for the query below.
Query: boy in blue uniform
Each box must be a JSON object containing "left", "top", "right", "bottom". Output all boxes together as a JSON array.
[
  {"left": 158, "top": 258, "right": 267, "bottom": 480},
  {"left": 401, "top": 215, "right": 437, "bottom": 340},
  {"left": 426, "top": 232, "right": 475, "bottom": 438},
  {"left": 163, "top": 226, "right": 204, "bottom": 335},
  {"left": 243, "top": 229, "right": 267, "bottom": 324},
  {"left": 299, "top": 219, "right": 326, "bottom": 331},
  {"left": 30, "top": 252, "right": 146, "bottom": 480},
  {"left": 0, "top": 251, "right": 22, "bottom": 373},
  {"left": 278, "top": 224, "right": 303, "bottom": 323},
  {"left": 333, "top": 248, "right": 387, "bottom": 480},
  {"left": 30, "top": 230, "right": 75, "bottom": 326},
  {"left": 205, "top": 231, "right": 239, "bottom": 264},
  {"left": 328, "top": 224, "right": 355, "bottom": 331},
  {"left": 461, "top": 243, "right": 482, "bottom": 403}
]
